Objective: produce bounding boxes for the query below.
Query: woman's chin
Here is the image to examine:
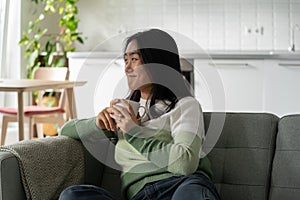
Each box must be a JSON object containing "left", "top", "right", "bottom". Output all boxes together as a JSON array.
[{"left": 128, "top": 84, "right": 138, "bottom": 91}]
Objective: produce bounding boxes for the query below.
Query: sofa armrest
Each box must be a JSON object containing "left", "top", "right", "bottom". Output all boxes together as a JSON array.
[
  {"left": 0, "top": 136, "right": 107, "bottom": 200},
  {"left": 0, "top": 151, "right": 26, "bottom": 200}
]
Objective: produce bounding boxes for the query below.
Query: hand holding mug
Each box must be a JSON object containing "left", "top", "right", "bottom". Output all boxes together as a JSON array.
[
  {"left": 96, "top": 107, "right": 116, "bottom": 131},
  {"left": 110, "top": 99, "right": 143, "bottom": 132}
]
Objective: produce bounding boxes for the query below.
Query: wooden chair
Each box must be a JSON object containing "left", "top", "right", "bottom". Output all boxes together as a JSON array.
[{"left": 0, "top": 67, "right": 69, "bottom": 145}]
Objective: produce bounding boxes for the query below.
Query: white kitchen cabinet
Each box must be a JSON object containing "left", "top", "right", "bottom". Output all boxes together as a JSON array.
[
  {"left": 68, "top": 56, "right": 128, "bottom": 118},
  {"left": 194, "top": 59, "right": 265, "bottom": 112},
  {"left": 68, "top": 52, "right": 300, "bottom": 118},
  {"left": 264, "top": 60, "right": 300, "bottom": 117}
]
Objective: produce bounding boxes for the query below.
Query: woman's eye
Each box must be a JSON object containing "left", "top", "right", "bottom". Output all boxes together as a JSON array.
[{"left": 124, "top": 57, "right": 139, "bottom": 64}]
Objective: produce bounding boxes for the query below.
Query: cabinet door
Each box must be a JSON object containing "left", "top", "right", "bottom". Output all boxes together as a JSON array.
[
  {"left": 194, "top": 59, "right": 264, "bottom": 112},
  {"left": 264, "top": 60, "right": 300, "bottom": 117},
  {"left": 69, "top": 58, "right": 127, "bottom": 118}
]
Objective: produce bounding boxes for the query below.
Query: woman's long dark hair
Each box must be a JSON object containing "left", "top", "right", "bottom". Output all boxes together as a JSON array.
[{"left": 124, "top": 29, "right": 192, "bottom": 118}]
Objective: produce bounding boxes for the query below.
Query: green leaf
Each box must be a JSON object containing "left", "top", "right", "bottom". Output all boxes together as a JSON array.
[
  {"left": 59, "top": 7, "right": 64, "bottom": 14},
  {"left": 41, "top": 28, "right": 48, "bottom": 35},
  {"left": 31, "top": 0, "right": 39, "bottom": 5},
  {"left": 47, "top": 52, "right": 54, "bottom": 66},
  {"left": 29, "top": 21, "right": 34, "bottom": 28},
  {"left": 25, "top": 50, "right": 32, "bottom": 58},
  {"left": 69, "top": 47, "right": 76, "bottom": 52},
  {"left": 28, "top": 49, "right": 39, "bottom": 68},
  {"left": 66, "top": 19, "right": 77, "bottom": 31},
  {"left": 39, "top": 14, "right": 45, "bottom": 21},
  {"left": 66, "top": 0, "right": 76, "bottom": 6},
  {"left": 19, "top": 36, "right": 29, "bottom": 45},
  {"left": 34, "top": 17, "right": 40, "bottom": 24},
  {"left": 59, "top": 18, "right": 66, "bottom": 26},
  {"left": 45, "top": 41, "right": 54, "bottom": 52},
  {"left": 54, "top": 57, "right": 66, "bottom": 67},
  {"left": 34, "top": 33, "right": 42, "bottom": 40}
]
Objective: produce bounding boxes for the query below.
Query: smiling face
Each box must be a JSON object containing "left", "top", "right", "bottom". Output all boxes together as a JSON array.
[{"left": 124, "top": 40, "right": 152, "bottom": 97}]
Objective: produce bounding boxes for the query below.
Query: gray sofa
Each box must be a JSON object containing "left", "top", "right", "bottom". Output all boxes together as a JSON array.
[{"left": 0, "top": 112, "right": 299, "bottom": 200}]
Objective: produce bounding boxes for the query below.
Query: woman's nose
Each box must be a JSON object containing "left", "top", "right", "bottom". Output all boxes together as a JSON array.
[{"left": 125, "top": 61, "right": 132, "bottom": 72}]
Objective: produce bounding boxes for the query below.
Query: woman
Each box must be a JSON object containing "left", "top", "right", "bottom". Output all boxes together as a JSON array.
[{"left": 59, "top": 29, "right": 220, "bottom": 200}]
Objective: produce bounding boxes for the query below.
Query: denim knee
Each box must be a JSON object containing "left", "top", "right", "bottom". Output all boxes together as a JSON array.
[
  {"left": 58, "top": 185, "right": 120, "bottom": 200},
  {"left": 172, "top": 174, "right": 220, "bottom": 200},
  {"left": 59, "top": 185, "right": 84, "bottom": 200}
]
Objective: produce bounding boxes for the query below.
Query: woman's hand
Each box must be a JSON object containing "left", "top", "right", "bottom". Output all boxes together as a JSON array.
[
  {"left": 96, "top": 106, "right": 116, "bottom": 131},
  {"left": 110, "top": 99, "right": 141, "bottom": 133}
]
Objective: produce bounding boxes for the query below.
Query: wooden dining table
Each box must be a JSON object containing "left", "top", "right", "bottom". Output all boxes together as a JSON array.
[{"left": 0, "top": 79, "right": 86, "bottom": 141}]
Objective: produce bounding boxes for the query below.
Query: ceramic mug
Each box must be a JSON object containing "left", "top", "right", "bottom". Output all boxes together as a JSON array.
[{"left": 116, "top": 100, "right": 146, "bottom": 118}]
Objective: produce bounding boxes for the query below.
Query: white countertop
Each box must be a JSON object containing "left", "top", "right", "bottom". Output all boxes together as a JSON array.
[{"left": 68, "top": 50, "right": 300, "bottom": 60}]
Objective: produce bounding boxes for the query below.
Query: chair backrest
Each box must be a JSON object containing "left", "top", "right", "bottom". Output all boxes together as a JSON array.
[
  {"left": 33, "top": 67, "right": 69, "bottom": 81},
  {"left": 33, "top": 67, "right": 69, "bottom": 108}
]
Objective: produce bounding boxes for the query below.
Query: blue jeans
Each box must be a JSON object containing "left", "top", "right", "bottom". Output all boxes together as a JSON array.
[{"left": 59, "top": 173, "right": 220, "bottom": 200}]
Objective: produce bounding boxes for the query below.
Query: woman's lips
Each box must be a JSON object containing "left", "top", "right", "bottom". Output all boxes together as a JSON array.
[{"left": 127, "top": 74, "right": 136, "bottom": 77}]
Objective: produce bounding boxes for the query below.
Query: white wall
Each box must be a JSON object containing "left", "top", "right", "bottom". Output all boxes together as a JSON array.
[{"left": 75, "top": 0, "right": 300, "bottom": 52}]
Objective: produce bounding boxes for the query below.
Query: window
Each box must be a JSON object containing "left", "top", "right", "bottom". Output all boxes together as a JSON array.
[
  {"left": 0, "top": 0, "right": 20, "bottom": 108},
  {"left": 0, "top": 0, "right": 7, "bottom": 72}
]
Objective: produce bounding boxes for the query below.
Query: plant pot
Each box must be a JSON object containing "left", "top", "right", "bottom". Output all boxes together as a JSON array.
[{"left": 42, "top": 96, "right": 59, "bottom": 136}]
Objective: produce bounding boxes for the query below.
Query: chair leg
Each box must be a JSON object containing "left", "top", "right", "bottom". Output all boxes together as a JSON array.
[
  {"left": 57, "top": 114, "right": 66, "bottom": 127},
  {"left": 29, "top": 117, "right": 34, "bottom": 139},
  {"left": 36, "top": 123, "right": 44, "bottom": 138},
  {"left": 1, "top": 117, "right": 9, "bottom": 145}
]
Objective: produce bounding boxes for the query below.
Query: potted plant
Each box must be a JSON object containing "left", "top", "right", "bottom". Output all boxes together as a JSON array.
[
  {"left": 19, "top": 0, "right": 84, "bottom": 135},
  {"left": 19, "top": 0, "right": 84, "bottom": 78}
]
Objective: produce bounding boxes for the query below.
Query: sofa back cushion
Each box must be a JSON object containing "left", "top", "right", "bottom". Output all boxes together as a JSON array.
[
  {"left": 269, "top": 115, "right": 300, "bottom": 200},
  {"left": 86, "top": 112, "right": 279, "bottom": 199},
  {"left": 204, "top": 112, "right": 278, "bottom": 200}
]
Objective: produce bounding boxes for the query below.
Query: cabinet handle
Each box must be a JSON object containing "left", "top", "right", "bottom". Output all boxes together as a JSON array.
[
  {"left": 278, "top": 63, "right": 300, "bottom": 67},
  {"left": 208, "top": 63, "right": 250, "bottom": 67}
]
